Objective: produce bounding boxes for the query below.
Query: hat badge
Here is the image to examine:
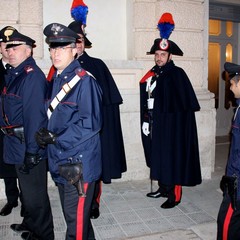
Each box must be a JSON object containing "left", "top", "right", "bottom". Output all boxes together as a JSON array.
[
  {"left": 51, "top": 24, "right": 64, "bottom": 36},
  {"left": 159, "top": 39, "right": 169, "bottom": 50},
  {"left": 4, "top": 27, "right": 15, "bottom": 41}
]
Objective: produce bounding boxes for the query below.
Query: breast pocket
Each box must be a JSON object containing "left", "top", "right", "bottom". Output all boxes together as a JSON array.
[{"left": 54, "top": 102, "right": 79, "bottom": 130}]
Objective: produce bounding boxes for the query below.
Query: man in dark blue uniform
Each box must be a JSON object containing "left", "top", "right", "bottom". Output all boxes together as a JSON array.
[
  {"left": 217, "top": 62, "right": 240, "bottom": 240},
  {"left": 0, "top": 26, "right": 54, "bottom": 240},
  {"left": 36, "top": 22, "right": 102, "bottom": 240},
  {"left": 47, "top": 20, "right": 127, "bottom": 219},
  {"left": 0, "top": 26, "right": 21, "bottom": 217},
  {"left": 140, "top": 13, "right": 202, "bottom": 209}
]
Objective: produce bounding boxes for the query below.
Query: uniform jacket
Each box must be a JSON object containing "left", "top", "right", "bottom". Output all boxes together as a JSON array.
[
  {"left": 47, "top": 52, "right": 127, "bottom": 183},
  {"left": 140, "top": 60, "right": 202, "bottom": 186},
  {"left": 0, "top": 57, "right": 47, "bottom": 165},
  {"left": 226, "top": 100, "right": 240, "bottom": 200},
  {"left": 78, "top": 52, "right": 127, "bottom": 183},
  {"left": 0, "top": 59, "right": 17, "bottom": 177},
  {"left": 46, "top": 60, "right": 102, "bottom": 184}
]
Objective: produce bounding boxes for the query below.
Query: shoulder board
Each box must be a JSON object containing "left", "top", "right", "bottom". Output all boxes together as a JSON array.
[
  {"left": 76, "top": 68, "right": 96, "bottom": 80},
  {"left": 140, "top": 70, "right": 155, "bottom": 83},
  {"left": 75, "top": 68, "right": 88, "bottom": 78},
  {"left": 24, "top": 65, "right": 34, "bottom": 74}
]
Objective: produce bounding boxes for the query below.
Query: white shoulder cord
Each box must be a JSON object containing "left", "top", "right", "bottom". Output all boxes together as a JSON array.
[
  {"left": 47, "top": 74, "right": 81, "bottom": 119},
  {"left": 47, "top": 70, "right": 95, "bottom": 119}
]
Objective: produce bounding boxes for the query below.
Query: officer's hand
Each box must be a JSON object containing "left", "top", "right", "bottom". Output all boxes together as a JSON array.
[
  {"left": 35, "top": 128, "right": 57, "bottom": 147},
  {"left": 142, "top": 122, "right": 150, "bottom": 136},
  {"left": 19, "top": 152, "right": 43, "bottom": 174}
]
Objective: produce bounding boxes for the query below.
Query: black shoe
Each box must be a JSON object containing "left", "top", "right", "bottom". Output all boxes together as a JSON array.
[
  {"left": 21, "top": 232, "right": 39, "bottom": 240},
  {"left": 146, "top": 190, "right": 168, "bottom": 198},
  {"left": 90, "top": 208, "right": 100, "bottom": 219},
  {"left": 10, "top": 223, "right": 29, "bottom": 233},
  {"left": 0, "top": 202, "right": 18, "bottom": 216},
  {"left": 160, "top": 199, "right": 180, "bottom": 209}
]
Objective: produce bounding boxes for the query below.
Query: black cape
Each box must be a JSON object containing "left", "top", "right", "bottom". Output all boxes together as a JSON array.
[
  {"left": 78, "top": 52, "right": 127, "bottom": 183},
  {"left": 0, "top": 59, "right": 17, "bottom": 178},
  {"left": 140, "top": 60, "right": 202, "bottom": 186}
]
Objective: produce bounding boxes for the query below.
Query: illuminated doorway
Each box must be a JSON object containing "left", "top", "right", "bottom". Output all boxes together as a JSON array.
[{"left": 208, "top": 19, "right": 238, "bottom": 136}]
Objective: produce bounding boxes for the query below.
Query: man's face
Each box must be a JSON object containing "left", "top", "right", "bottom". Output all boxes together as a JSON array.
[
  {"left": 0, "top": 42, "right": 8, "bottom": 61},
  {"left": 6, "top": 45, "right": 31, "bottom": 67},
  {"left": 154, "top": 50, "right": 171, "bottom": 67},
  {"left": 230, "top": 77, "right": 240, "bottom": 99},
  {"left": 49, "top": 44, "right": 77, "bottom": 73},
  {"left": 76, "top": 34, "right": 85, "bottom": 56}
]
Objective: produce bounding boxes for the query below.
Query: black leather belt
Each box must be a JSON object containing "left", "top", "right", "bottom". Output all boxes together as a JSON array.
[{"left": 1, "top": 126, "right": 23, "bottom": 135}]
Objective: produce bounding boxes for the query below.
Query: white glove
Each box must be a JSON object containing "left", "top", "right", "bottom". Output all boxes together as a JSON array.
[{"left": 142, "top": 122, "right": 150, "bottom": 136}]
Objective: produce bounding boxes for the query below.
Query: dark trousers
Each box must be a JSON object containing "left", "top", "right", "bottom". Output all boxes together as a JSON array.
[
  {"left": 4, "top": 177, "right": 19, "bottom": 205},
  {"left": 91, "top": 180, "right": 102, "bottom": 210},
  {"left": 158, "top": 182, "right": 182, "bottom": 202},
  {"left": 217, "top": 195, "right": 240, "bottom": 240},
  {"left": 16, "top": 160, "right": 54, "bottom": 240},
  {"left": 58, "top": 181, "right": 96, "bottom": 240}
]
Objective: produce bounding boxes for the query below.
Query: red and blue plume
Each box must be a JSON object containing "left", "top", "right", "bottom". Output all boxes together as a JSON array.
[
  {"left": 157, "top": 12, "right": 175, "bottom": 39},
  {"left": 71, "top": 0, "right": 88, "bottom": 25}
]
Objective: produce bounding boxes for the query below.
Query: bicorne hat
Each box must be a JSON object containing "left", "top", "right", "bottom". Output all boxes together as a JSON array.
[
  {"left": 68, "top": 21, "right": 92, "bottom": 48},
  {"left": 148, "top": 13, "right": 183, "bottom": 56}
]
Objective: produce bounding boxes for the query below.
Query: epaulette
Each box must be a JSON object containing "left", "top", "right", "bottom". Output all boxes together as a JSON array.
[
  {"left": 76, "top": 68, "right": 91, "bottom": 79},
  {"left": 24, "top": 65, "right": 34, "bottom": 74}
]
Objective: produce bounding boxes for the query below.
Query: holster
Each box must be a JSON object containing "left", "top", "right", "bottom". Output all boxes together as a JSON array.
[
  {"left": 58, "top": 162, "right": 86, "bottom": 197},
  {"left": 1, "top": 126, "right": 25, "bottom": 143},
  {"left": 13, "top": 126, "right": 25, "bottom": 143},
  {"left": 220, "top": 175, "right": 238, "bottom": 210}
]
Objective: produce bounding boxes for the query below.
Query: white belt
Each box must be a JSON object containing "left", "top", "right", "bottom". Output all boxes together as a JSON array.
[
  {"left": 146, "top": 77, "right": 156, "bottom": 98},
  {"left": 47, "top": 74, "right": 81, "bottom": 119}
]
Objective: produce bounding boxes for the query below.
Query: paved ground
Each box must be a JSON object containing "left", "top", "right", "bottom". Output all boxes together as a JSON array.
[{"left": 0, "top": 139, "right": 229, "bottom": 240}]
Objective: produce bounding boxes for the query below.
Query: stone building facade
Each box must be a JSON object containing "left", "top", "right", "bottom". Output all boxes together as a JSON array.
[{"left": 0, "top": 0, "right": 215, "bottom": 198}]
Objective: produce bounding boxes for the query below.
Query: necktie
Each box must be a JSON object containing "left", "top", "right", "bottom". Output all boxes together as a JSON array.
[{"left": 5, "top": 64, "right": 12, "bottom": 70}]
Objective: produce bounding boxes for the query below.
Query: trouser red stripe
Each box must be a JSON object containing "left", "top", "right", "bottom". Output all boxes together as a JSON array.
[
  {"left": 174, "top": 185, "right": 182, "bottom": 202},
  {"left": 96, "top": 181, "right": 102, "bottom": 205},
  {"left": 76, "top": 183, "right": 88, "bottom": 240},
  {"left": 223, "top": 204, "right": 233, "bottom": 240}
]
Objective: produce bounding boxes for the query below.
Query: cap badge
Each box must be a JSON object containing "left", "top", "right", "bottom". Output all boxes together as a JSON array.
[
  {"left": 159, "top": 39, "right": 169, "bottom": 50},
  {"left": 4, "top": 27, "right": 15, "bottom": 41},
  {"left": 51, "top": 24, "right": 64, "bottom": 36}
]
